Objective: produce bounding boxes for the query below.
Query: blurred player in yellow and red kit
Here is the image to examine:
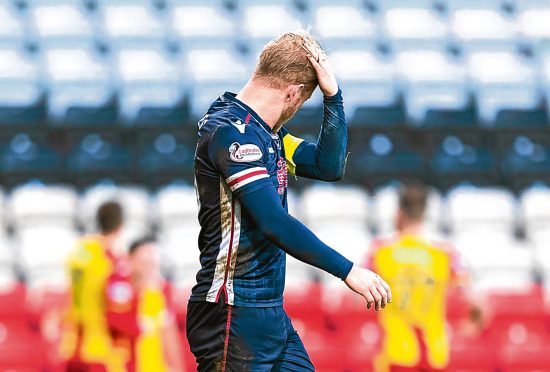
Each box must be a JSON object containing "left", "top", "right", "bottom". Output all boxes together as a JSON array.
[
  {"left": 61, "top": 201, "right": 127, "bottom": 372},
  {"left": 105, "top": 237, "right": 184, "bottom": 372},
  {"left": 365, "top": 183, "right": 470, "bottom": 372}
]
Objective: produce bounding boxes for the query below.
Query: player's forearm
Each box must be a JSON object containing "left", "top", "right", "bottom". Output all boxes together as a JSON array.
[
  {"left": 295, "top": 88, "right": 348, "bottom": 181},
  {"left": 239, "top": 187, "right": 353, "bottom": 280}
]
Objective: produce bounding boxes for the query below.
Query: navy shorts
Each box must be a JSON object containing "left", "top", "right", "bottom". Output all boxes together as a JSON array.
[{"left": 186, "top": 300, "right": 315, "bottom": 372}]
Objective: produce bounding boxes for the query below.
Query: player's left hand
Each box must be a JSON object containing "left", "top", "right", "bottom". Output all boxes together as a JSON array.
[
  {"left": 302, "top": 40, "right": 339, "bottom": 97},
  {"left": 344, "top": 264, "right": 392, "bottom": 311}
]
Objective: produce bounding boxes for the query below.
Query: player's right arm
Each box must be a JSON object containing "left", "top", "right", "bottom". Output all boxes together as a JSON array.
[{"left": 209, "top": 124, "right": 391, "bottom": 310}]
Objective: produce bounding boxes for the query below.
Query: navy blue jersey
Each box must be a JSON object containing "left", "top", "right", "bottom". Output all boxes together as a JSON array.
[
  {"left": 191, "top": 92, "right": 291, "bottom": 307},
  {"left": 190, "top": 89, "right": 352, "bottom": 308}
]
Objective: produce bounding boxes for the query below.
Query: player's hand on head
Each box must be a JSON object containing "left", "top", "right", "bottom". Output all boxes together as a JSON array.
[
  {"left": 344, "top": 264, "right": 392, "bottom": 311},
  {"left": 302, "top": 40, "right": 339, "bottom": 97}
]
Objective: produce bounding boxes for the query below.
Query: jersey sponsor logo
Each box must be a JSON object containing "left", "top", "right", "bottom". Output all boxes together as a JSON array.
[
  {"left": 276, "top": 157, "right": 288, "bottom": 195},
  {"left": 108, "top": 281, "right": 133, "bottom": 304},
  {"left": 229, "top": 142, "right": 263, "bottom": 162},
  {"left": 232, "top": 119, "right": 247, "bottom": 134}
]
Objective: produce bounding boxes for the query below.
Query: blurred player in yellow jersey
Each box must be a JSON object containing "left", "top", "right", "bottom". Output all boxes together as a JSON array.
[
  {"left": 365, "top": 183, "right": 469, "bottom": 372},
  {"left": 105, "top": 237, "right": 184, "bottom": 372},
  {"left": 61, "top": 201, "right": 127, "bottom": 372}
]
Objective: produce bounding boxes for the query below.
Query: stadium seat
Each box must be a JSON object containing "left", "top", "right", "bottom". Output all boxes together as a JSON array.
[
  {"left": 0, "top": 134, "right": 62, "bottom": 181},
  {"left": 286, "top": 188, "right": 301, "bottom": 220},
  {"left": 517, "top": 1, "right": 550, "bottom": 53},
  {"left": 501, "top": 136, "right": 550, "bottom": 187},
  {"left": 158, "top": 225, "right": 201, "bottom": 287},
  {"left": 300, "top": 184, "right": 369, "bottom": 228},
  {"left": 431, "top": 135, "right": 498, "bottom": 186},
  {"left": 311, "top": 225, "right": 371, "bottom": 264},
  {"left": 318, "top": 289, "right": 381, "bottom": 371},
  {"left": 169, "top": 2, "right": 237, "bottom": 50},
  {"left": 66, "top": 133, "right": 133, "bottom": 180},
  {"left": 312, "top": 4, "right": 378, "bottom": 51},
  {"left": 381, "top": 5, "right": 448, "bottom": 51},
  {"left": 330, "top": 50, "right": 403, "bottom": 126},
  {"left": 541, "top": 53, "right": 550, "bottom": 120},
  {"left": 43, "top": 48, "right": 116, "bottom": 126},
  {"left": 28, "top": 2, "right": 95, "bottom": 49},
  {"left": 447, "top": 186, "right": 516, "bottom": 236},
  {"left": 453, "top": 234, "right": 535, "bottom": 291},
  {"left": 486, "top": 287, "right": 550, "bottom": 371},
  {"left": 395, "top": 50, "right": 472, "bottom": 127},
  {"left": 9, "top": 184, "right": 78, "bottom": 230},
  {"left": 137, "top": 132, "right": 194, "bottom": 179},
  {"left": 467, "top": 51, "right": 545, "bottom": 127},
  {"left": 353, "top": 133, "right": 426, "bottom": 184},
  {"left": 0, "top": 188, "right": 6, "bottom": 235},
  {"left": 0, "top": 1, "right": 24, "bottom": 48},
  {"left": 241, "top": 2, "right": 303, "bottom": 56},
  {"left": 521, "top": 185, "right": 550, "bottom": 244},
  {"left": 17, "top": 225, "right": 76, "bottom": 287},
  {"left": 115, "top": 48, "right": 186, "bottom": 126},
  {"left": 155, "top": 184, "right": 198, "bottom": 230},
  {"left": 0, "top": 49, "right": 45, "bottom": 126},
  {"left": 448, "top": 331, "right": 496, "bottom": 371},
  {"left": 0, "top": 238, "right": 15, "bottom": 288},
  {"left": 285, "top": 254, "right": 317, "bottom": 289},
  {"left": 450, "top": 8, "right": 518, "bottom": 52},
  {"left": 183, "top": 47, "right": 251, "bottom": 120},
  {"left": 98, "top": 0, "right": 168, "bottom": 50}
]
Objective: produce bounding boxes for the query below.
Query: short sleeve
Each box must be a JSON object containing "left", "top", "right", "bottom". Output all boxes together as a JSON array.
[{"left": 209, "top": 124, "right": 274, "bottom": 197}]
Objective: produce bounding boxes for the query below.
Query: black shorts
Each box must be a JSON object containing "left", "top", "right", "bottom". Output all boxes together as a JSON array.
[{"left": 186, "top": 300, "right": 315, "bottom": 372}]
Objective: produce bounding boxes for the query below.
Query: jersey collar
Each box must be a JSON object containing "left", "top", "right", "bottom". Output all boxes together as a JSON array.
[{"left": 223, "top": 92, "right": 274, "bottom": 134}]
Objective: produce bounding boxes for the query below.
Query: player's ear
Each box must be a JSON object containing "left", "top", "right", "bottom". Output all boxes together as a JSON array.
[{"left": 286, "top": 84, "right": 305, "bottom": 103}]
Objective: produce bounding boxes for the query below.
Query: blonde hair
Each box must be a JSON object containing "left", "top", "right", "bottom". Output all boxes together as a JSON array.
[{"left": 253, "top": 31, "right": 321, "bottom": 91}]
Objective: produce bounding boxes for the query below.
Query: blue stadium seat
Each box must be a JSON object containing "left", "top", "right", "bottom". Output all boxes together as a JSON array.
[
  {"left": 44, "top": 48, "right": 116, "bottom": 126},
  {"left": 396, "top": 50, "right": 474, "bottom": 127},
  {"left": 467, "top": 51, "right": 545, "bottom": 127},
  {"left": 502, "top": 136, "right": 550, "bottom": 186},
  {"left": 27, "top": 2, "right": 95, "bottom": 49},
  {"left": 66, "top": 133, "right": 132, "bottom": 175},
  {"left": 137, "top": 132, "right": 193, "bottom": 176},
  {"left": 431, "top": 135, "right": 498, "bottom": 186},
  {"left": 97, "top": 0, "right": 169, "bottom": 50},
  {"left": 352, "top": 133, "right": 426, "bottom": 184},
  {"left": 0, "top": 1, "right": 23, "bottom": 48},
  {"left": 169, "top": 2, "right": 238, "bottom": 50},
  {"left": 183, "top": 47, "right": 251, "bottom": 121},
  {"left": 115, "top": 48, "right": 186, "bottom": 126},
  {"left": 330, "top": 50, "right": 404, "bottom": 126},
  {"left": 0, "top": 49, "right": 44, "bottom": 126},
  {"left": 0, "top": 133, "right": 61, "bottom": 174}
]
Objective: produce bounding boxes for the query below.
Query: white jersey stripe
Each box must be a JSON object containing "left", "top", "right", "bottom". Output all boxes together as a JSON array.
[
  {"left": 225, "top": 199, "right": 241, "bottom": 304},
  {"left": 206, "top": 179, "right": 233, "bottom": 302},
  {"left": 226, "top": 167, "right": 267, "bottom": 184},
  {"left": 229, "top": 173, "right": 269, "bottom": 192},
  {"left": 206, "top": 179, "right": 242, "bottom": 305}
]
